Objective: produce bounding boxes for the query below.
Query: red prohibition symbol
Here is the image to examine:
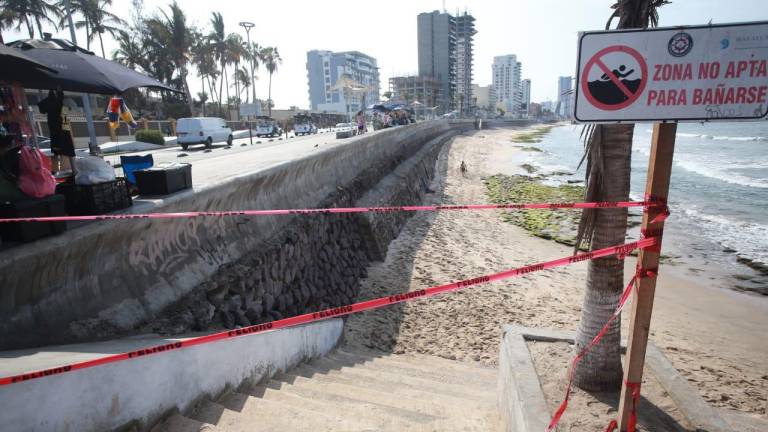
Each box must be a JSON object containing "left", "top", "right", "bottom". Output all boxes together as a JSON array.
[{"left": 581, "top": 45, "right": 648, "bottom": 111}]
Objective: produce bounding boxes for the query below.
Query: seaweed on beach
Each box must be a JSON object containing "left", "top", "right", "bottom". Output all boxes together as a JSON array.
[
  {"left": 510, "top": 126, "right": 554, "bottom": 144},
  {"left": 485, "top": 174, "right": 584, "bottom": 247}
]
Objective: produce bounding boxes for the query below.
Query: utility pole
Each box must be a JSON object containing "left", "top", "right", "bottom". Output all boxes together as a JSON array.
[{"left": 64, "top": 0, "right": 99, "bottom": 154}]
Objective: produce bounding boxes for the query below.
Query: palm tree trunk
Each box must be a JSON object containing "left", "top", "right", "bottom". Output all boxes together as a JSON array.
[
  {"left": 182, "top": 71, "right": 194, "bottom": 116},
  {"left": 25, "top": 15, "right": 34, "bottom": 38},
  {"left": 85, "top": 18, "right": 91, "bottom": 50},
  {"left": 35, "top": 17, "right": 44, "bottom": 39},
  {"left": 268, "top": 72, "right": 273, "bottom": 116},
  {"left": 201, "top": 75, "right": 207, "bottom": 116},
  {"left": 224, "top": 69, "right": 231, "bottom": 118},
  {"left": 98, "top": 32, "right": 106, "bottom": 58},
  {"left": 218, "top": 62, "right": 226, "bottom": 114},
  {"left": 234, "top": 61, "right": 240, "bottom": 103},
  {"left": 572, "top": 125, "right": 634, "bottom": 391}
]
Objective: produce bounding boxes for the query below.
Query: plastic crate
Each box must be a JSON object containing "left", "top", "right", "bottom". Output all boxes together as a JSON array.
[
  {"left": 0, "top": 194, "right": 67, "bottom": 243},
  {"left": 56, "top": 178, "right": 133, "bottom": 215}
]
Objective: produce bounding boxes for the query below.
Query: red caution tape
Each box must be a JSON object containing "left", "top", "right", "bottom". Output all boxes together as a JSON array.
[
  {"left": 546, "top": 265, "right": 658, "bottom": 432},
  {"left": 0, "top": 237, "right": 659, "bottom": 387},
  {"left": 0, "top": 200, "right": 663, "bottom": 224}
]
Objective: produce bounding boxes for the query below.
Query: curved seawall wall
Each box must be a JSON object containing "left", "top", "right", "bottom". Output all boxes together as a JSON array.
[{"left": 0, "top": 120, "right": 471, "bottom": 349}]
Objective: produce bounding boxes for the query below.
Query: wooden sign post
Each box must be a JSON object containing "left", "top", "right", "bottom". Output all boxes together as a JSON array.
[{"left": 616, "top": 122, "right": 675, "bottom": 430}]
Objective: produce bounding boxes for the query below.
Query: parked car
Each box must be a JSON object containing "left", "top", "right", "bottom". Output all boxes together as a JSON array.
[
  {"left": 176, "top": 117, "right": 233, "bottom": 150},
  {"left": 293, "top": 114, "right": 318, "bottom": 136},
  {"left": 255, "top": 116, "right": 283, "bottom": 138},
  {"left": 335, "top": 123, "right": 358, "bottom": 139}
]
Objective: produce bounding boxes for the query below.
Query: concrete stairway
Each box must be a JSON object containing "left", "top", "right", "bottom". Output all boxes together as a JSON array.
[{"left": 153, "top": 348, "right": 501, "bottom": 431}]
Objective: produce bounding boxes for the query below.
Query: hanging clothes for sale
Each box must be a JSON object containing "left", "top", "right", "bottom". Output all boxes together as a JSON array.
[
  {"left": 38, "top": 89, "right": 75, "bottom": 157},
  {"left": 106, "top": 97, "right": 138, "bottom": 130}
]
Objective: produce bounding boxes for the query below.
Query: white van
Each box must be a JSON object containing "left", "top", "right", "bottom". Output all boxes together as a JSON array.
[{"left": 176, "top": 117, "right": 233, "bottom": 150}]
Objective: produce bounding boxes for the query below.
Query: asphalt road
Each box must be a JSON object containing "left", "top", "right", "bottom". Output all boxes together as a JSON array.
[{"left": 104, "top": 127, "right": 371, "bottom": 188}]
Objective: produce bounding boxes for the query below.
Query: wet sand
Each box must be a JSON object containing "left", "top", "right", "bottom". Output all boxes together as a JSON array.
[{"left": 343, "top": 126, "right": 768, "bottom": 417}]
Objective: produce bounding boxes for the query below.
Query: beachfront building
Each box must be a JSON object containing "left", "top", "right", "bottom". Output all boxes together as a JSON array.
[
  {"left": 521, "top": 78, "right": 531, "bottom": 117},
  {"left": 418, "top": 10, "right": 457, "bottom": 113},
  {"left": 528, "top": 102, "right": 542, "bottom": 119},
  {"left": 389, "top": 75, "right": 442, "bottom": 119},
  {"left": 306, "top": 50, "right": 380, "bottom": 114},
  {"left": 472, "top": 84, "right": 491, "bottom": 110},
  {"left": 455, "top": 11, "right": 477, "bottom": 116},
  {"left": 492, "top": 54, "right": 522, "bottom": 116},
  {"left": 557, "top": 75, "right": 573, "bottom": 119}
]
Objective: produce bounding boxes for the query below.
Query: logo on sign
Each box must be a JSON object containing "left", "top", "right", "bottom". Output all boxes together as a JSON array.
[
  {"left": 581, "top": 45, "right": 648, "bottom": 111},
  {"left": 668, "top": 32, "right": 694, "bottom": 57}
]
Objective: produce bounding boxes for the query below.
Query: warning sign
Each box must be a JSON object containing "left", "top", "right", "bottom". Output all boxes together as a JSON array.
[{"left": 574, "top": 21, "right": 768, "bottom": 123}]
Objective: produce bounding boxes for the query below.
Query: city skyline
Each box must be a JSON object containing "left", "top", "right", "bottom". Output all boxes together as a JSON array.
[{"left": 4, "top": 0, "right": 766, "bottom": 109}]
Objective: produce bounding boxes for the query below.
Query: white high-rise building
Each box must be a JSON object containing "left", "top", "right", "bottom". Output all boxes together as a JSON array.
[
  {"left": 557, "top": 76, "right": 573, "bottom": 119},
  {"left": 521, "top": 79, "right": 531, "bottom": 116},
  {"left": 492, "top": 55, "right": 522, "bottom": 115}
]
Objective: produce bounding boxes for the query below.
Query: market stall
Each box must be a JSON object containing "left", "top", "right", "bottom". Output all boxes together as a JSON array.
[{"left": 0, "top": 38, "right": 181, "bottom": 244}]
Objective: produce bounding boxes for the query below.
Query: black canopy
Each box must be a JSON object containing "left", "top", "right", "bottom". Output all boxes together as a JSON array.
[
  {"left": 0, "top": 45, "right": 56, "bottom": 74},
  {"left": 4, "top": 39, "right": 180, "bottom": 95}
]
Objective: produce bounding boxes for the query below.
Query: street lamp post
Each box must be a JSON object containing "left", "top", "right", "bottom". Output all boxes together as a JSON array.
[
  {"left": 239, "top": 22, "right": 256, "bottom": 105},
  {"left": 239, "top": 21, "right": 255, "bottom": 146}
]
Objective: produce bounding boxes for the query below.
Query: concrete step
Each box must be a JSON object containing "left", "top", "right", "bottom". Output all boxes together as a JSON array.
[
  {"left": 340, "top": 347, "right": 498, "bottom": 378},
  {"left": 296, "top": 360, "right": 496, "bottom": 406},
  {"left": 267, "top": 377, "right": 498, "bottom": 431},
  {"left": 197, "top": 392, "right": 371, "bottom": 432},
  {"left": 241, "top": 384, "right": 436, "bottom": 430},
  {"left": 171, "top": 348, "right": 501, "bottom": 431},
  {"left": 335, "top": 348, "right": 498, "bottom": 380},
  {"left": 269, "top": 372, "right": 497, "bottom": 430},
  {"left": 151, "top": 413, "right": 218, "bottom": 432},
  {"left": 326, "top": 350, "right": 497, "bottom": 388}
]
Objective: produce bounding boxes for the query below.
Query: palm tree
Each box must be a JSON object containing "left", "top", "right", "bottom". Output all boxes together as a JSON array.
[
  {"left": 191, "top": 30, "right": 218, "bottom": 112},
  {"left": 2, "top": 0, "right": 60, "bottom": 39},
  {"left": 208, "top": 12, "right": 231, "bottom": 115},
  {"left": 235, "top": 67, "right": 251, "bottom": 103},
  {"left": 145, "top": 1, "right": 195, "bottom": 114},
  {"left": 196, "top": 92, "right": 208, "bottom": 116},
  {"left": 62, "top": 0, "right": 125, "bottom": 56},
  {"left": 226, "top": 33, "right": 246, "bottom": 112},
  {"left": 112, "top": 30, "right": 144, "bottom": 70},
  {"left": 572, "top": 0, "right": 669, "bottom": 392},
  {"left": 260, "top": 46, "right": 282, "bottom": 116},
  {"left": 244, "top": 41, "right": 260, "bottom": 103}
]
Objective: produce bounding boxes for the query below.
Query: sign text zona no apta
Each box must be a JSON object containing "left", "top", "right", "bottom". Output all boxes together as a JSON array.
[{"left": 574, "top": 21, "right": 768, "bottom": 123}]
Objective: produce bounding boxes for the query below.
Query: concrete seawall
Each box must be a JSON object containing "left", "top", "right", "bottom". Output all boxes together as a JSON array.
[{"left": 0, "top": 120, "right": 471, "bottom": 350}]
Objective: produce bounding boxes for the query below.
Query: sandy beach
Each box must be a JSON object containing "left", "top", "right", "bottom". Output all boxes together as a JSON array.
[{"left": 343, "top": 125, "right": 768, "bottom": 419}]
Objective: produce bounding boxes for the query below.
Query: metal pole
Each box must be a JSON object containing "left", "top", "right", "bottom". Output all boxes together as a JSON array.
[
  {"left": 64, "top": 0, "right": 98, "bottom": 154},
  {"left": 239, "top": 21, "right": 255, "bottom": 146}
]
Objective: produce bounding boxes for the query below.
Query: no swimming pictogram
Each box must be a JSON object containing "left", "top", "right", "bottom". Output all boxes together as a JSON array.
[{"left": 581, "top": 45, "right": 648, "bottom": 111}]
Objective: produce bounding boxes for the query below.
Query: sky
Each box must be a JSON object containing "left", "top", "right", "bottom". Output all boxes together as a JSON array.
[{"left": 4, "top": 0, "right": 768, "bottom": 109}]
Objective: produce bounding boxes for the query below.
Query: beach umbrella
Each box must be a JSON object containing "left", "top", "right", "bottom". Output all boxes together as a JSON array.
[
  {"left": 5, "top": 39, "right": 179, "bottom": 95},
  {"left": 0, "top": 44, "right": 57, "bottom": 77},
  {"left": 410, "top": 100, "right": 423, "bottom": 106}
]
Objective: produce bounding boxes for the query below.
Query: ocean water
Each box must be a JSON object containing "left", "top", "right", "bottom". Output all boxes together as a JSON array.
[{"left": 508, "top": 121, "right": 768, "bottom": 288}]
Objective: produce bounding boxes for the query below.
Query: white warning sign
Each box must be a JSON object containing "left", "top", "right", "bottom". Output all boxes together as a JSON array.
[{"left": 574, "top": 21, "right": 768, "bottom": 123}]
